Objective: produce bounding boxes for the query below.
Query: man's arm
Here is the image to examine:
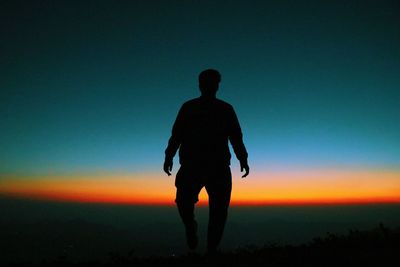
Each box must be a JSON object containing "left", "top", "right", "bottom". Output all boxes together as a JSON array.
[
  {"left": 164, "top": 105, "right": 185, "bottom": 175},
  {"left": 228, "top": 106, "right": 249, "bottom": 178}
]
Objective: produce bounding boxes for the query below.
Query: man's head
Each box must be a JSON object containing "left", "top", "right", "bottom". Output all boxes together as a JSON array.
[{"left": 199, "top": 69, "right": 221, "bottom": 97}]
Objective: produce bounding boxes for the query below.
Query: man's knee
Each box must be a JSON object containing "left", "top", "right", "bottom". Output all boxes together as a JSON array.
[{"left": 175, "top": 187, "right": 200, "bottom": 205}]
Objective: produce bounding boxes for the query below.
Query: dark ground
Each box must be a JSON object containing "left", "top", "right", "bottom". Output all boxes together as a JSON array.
[{"left": 2, "top": 224, "right": 399, "bottom": 267}]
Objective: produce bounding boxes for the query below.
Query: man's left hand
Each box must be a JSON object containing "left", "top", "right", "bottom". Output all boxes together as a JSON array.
[{"left": 240, "top": 161, "right": 250, "bottom": 178}]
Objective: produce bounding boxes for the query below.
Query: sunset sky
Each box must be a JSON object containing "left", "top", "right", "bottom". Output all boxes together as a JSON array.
[{"left": 1, "top": 0, "right": 399, "bottom": 205}]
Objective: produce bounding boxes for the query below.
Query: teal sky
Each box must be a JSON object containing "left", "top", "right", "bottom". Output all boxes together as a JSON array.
[{"left": 1, "top": 0, "right": 399, "bottom": 175}]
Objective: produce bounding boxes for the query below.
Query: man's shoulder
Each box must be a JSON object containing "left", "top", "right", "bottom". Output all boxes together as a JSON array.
[
  {"left": 179, "top": 98, "right": 199, "bottom": 112},
  {"left": 183, "top": 97, "right": 233, "bottom": 107},
  {"left": 182, "top": 98, "right": 200, "bottom": 106},
  {"left": 215, "top": 98, "right": 233, "bottom": 109}
]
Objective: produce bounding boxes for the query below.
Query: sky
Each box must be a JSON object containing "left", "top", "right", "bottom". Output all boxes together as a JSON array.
[{"left": 1, "top": 0, "right": 400, "bottom": 205}]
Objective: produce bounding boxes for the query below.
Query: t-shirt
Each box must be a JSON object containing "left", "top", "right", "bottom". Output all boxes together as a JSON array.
[{"left": 165, "top": 96, "right": 248, "bottom": 167}]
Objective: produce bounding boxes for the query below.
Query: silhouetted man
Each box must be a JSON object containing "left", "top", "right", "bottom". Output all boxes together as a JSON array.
[{"left": 164, "top": 69, "right": 249, "bottom": 254}]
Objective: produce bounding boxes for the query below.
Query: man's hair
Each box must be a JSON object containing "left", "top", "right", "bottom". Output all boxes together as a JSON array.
[{"left": 199, "top": 69, "right": 221, "bottom": 84}]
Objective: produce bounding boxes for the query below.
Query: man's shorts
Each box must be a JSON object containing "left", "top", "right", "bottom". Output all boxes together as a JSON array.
[{"left": 175, "top": 164, "right": 232, "bottom": 204}]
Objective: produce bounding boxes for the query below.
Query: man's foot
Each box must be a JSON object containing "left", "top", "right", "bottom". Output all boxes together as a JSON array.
[
  {"left": 205, "top": 248, "right": 223, "bottom": 262},
  {"left": 185, "top": 221, "right": 198, "bottom": 250}
]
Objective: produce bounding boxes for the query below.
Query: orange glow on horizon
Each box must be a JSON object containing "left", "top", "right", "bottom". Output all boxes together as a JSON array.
[{"left": 0, "top": 169, "right": 399, "bottom": 206}]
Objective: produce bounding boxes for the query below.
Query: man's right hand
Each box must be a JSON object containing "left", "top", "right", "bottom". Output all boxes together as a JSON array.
[{"left": 163, "top": 159, "right": 173, "bottom": 176}]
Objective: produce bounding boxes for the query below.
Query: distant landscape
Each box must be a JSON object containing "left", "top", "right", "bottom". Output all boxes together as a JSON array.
[{"left": 1, "top": 197, "right": 399, "bottom": 265}]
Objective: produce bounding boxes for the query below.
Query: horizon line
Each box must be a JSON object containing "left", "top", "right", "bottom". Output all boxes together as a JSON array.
[{"left": 2, "top": 193, "right": 400, "bottom": 207}]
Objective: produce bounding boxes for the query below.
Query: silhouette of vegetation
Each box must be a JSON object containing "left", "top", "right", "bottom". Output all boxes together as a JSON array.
[{"left": 2, "top": 224, "right": 399, "bottom": 266}]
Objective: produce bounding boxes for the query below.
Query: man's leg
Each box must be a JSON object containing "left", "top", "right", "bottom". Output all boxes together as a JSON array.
[
  {"left": 205, "top": 166, "right": 232, "bottom": 253},
  {"left": 176, "top": 200, "right": 198, "bottom": 249},
  {"left": 175, "top": 166, "right": 203, "bottom": 250}
]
